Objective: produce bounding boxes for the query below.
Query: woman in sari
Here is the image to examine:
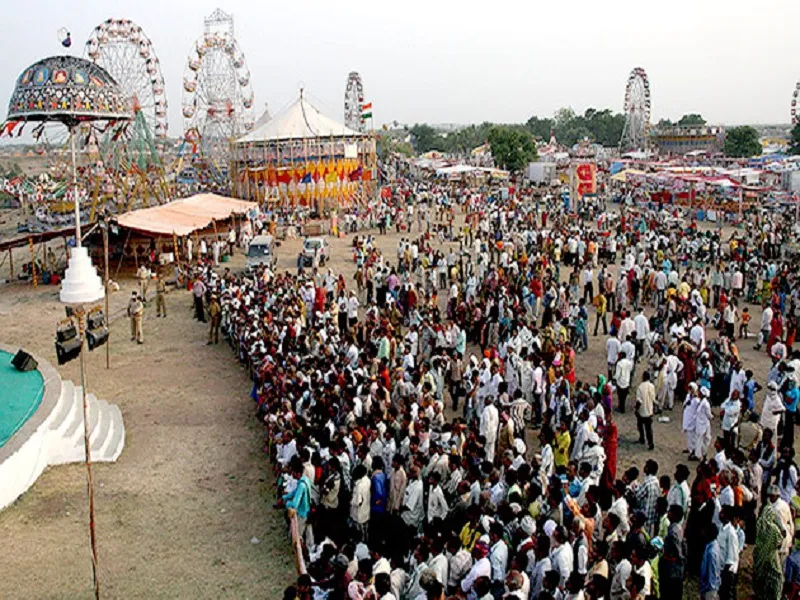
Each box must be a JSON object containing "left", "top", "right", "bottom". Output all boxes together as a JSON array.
[{"left": 754, "top": 503, "right": 785, "bottom": 600}]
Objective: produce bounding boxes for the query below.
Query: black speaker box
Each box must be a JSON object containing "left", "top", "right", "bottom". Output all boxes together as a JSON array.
[{"left": 11, "top": 349, "right": 38, "bottom": 372}]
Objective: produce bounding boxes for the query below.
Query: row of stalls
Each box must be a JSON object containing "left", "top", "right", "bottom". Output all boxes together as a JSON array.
[{"left": 608, "top": 157, "right": 800, "bottom": 222}]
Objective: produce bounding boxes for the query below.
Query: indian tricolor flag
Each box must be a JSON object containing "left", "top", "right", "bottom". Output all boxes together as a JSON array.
[{"left": 361, "top": 102, "right": 373, "bottom": 120}]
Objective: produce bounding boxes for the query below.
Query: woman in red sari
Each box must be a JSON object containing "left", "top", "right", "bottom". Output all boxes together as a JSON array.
[
  {"left": 768, "top": 310, "right": 784, "bottom": 354},
  {"left": 600, "top": 413, "right": 618, "bottom": 493}
]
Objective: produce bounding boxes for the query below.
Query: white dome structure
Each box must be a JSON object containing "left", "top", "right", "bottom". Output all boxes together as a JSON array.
[{"left": 59, "top": 247, "right": 105, "bottom": 306}]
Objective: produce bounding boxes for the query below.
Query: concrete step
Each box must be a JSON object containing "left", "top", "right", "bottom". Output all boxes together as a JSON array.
[
  {"left": 85, "top": 394, "right": 101, "bottom": 441},
  {"left": 102, "top": 404, "right": 125, "bottom": 461},
  {"left": 89, "top": 400, "right": 111, "bottom": 453},
  {"left": 47, "top": 380, "right": 76, "bottom": 433},
  {"left": 63, "top": 386, "right": 86, "bottom": 440}
]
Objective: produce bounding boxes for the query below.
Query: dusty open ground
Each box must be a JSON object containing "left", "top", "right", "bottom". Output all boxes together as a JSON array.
[{"left": 0, "top": 208, "right": 780, "bottom": 598}]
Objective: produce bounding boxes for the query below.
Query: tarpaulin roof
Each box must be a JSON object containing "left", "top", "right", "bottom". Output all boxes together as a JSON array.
[
  {"left": 115, "top": 194, "right": 257, "bottom": 236},
  {"left": 610, "top": 168, "right": 647, "bottom": 182}
]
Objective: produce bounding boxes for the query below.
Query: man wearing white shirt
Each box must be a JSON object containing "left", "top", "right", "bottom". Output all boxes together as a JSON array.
[
  {"left": 614, "top": 352, "right": 634, "bottom": 413},
  {"left": 426, "top": 472, "right": 449, "bottom": 523},
  {"left": 690, "top": 318, "right": 706, "bottom": 350},
  {"left": 718, "top": 506, "right": 740, "bottom": 600},
  {"left": 756, "top": 305, "right": 773, "bottom": 350},
  {"left": 683, "top": 383, "right": 699, "bottom": 456},
  {"left": 488, "top": 523, "right": 509, "bottom": 596},
  {"left": 720, "top": 391, "right": 742, "bottom": 452},
  {"left": 460, "top": 543, "right": 492, "bottom": 599},
  {"left": 347, "top": 291, "right": 359, "bottom": 328},
  {"left": 694, "top": 387, "right": 713, "bottom": 459},
  {"left": 619, "top": 311, "right": 636, "bottom": 342},
  {"left": 606, "top": 335, "right": 621, "bottom": 380},
  {"left": 529, "top": 540, "right": 551, "bottom": 599},
  {"left": 401, "top": 467, "right": 425, "bottom": 533},
  {"left": 549, "top": 526, "right": 574, "bottom": 588},
  {"left": 428, "top": 538, "right": 449, "bottom": 588},
  {"left": 633, "top": 308, "right": 650, "bottom": 359},
  {"left": 620, "top": 336, "right": 636, "bottom": 367},
  {"left": 583, "top": 266, "right": 594, "bottom": 304}
]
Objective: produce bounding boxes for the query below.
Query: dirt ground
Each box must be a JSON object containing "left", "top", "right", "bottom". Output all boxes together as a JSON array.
[{"left": 0, "top": 208, "right": 779, "bottom": 598}]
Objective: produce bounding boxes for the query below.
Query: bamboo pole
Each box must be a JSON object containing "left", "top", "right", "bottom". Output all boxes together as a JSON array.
[
  {"left": 114, "top": 227, "right": 132, "bottom": 282},
  {"left": 103, "top": 218, "right": 110, "bottom": 369},
  {"left": 76, "top": 308, "right": 101, "bottom": 600},
  {"left": 28, "top": 236, "right": 37, "bottom": 288}
]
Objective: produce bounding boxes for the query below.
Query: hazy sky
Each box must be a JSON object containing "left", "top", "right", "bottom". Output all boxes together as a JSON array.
[{"left": 1, "top": 0, "right": 798, "bottom": 136}]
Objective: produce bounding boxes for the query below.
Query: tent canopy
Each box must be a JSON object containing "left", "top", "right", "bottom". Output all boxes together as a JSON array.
[
  {"left": 115, "top": 194, "right": 256, "bottom": 236},
  {"left": 610, "top": 168, "right": 646, "bottom": 182},
  {"left": 235, "top": 93, "right": 364, "bottom": 144}
]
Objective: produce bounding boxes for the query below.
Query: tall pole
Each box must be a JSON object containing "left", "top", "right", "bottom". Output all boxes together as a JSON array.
[
  {"left": 103, "top": 217, "right": 110, "bottom": 370},
  {"left": 77, "top": 309, "right": 101, "bottom": 600},
  {"left": 71, "top": 126, "right": 82, "bottom": 247}
]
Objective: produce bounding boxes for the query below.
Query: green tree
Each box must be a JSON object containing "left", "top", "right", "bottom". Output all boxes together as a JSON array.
[
  {"left": 724, "top": 126, "right": 762, "bottom": 158},
  {"left": 656, "top": 118, "right": 673, "bottom": 128},
  {"left": 525, "top": 116, "right": 554, "bottom": 140},
  {"left": 487, "top": 126, "right": 538, "bottom": 171},
  {"left": 677, "top": 114, "right": 706, "bottom": 126},
  {"left": 789, "top": 123, "right": 800, "bottom": 155},
  {"left": 409, "top": 124, "right": 444, "bottom": 153}
]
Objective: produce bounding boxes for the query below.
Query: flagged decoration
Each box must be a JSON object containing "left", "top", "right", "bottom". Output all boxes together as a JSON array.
[{"left": 361, "top": 102, "right": 372, "bottom": 120}]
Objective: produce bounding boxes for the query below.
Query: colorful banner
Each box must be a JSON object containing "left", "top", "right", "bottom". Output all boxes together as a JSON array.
[{"left": 576, "top": 163, "right": 597, "bottom": 196}]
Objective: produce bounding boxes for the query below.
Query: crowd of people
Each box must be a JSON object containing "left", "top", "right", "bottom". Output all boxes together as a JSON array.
[{"left": 193, "top": 164, "right": 800, "bottom": 600}]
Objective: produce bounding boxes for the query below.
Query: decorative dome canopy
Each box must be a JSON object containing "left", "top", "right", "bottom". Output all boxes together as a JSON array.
[{"left": 7, "top": 55, "right": 130, "bottom": 126}]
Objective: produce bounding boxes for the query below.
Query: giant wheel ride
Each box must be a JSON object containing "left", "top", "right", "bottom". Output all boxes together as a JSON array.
[
  {"left": 792, "top": 79, "right": 800, "bottom": 125},
  {"left": 181, "top": 9, "right": 254, "bottom": 191},
  {"left": 85, "top": 18, "right": 169, "bottom": 214},
  {"left": 344, "top": 71, "right": 365, "bottom": 133},
  {"left": 619, "top": 67, "right": 651, "bottom": 152}
]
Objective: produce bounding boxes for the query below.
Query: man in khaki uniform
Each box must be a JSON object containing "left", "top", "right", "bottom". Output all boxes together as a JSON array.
[
  {"left": 136, "top": 265, "right": 150, "bottom": 304},
  {"left": 127, "top": 291, "right": 144, "bottom": 344},
  {"left": 155, "top": 273, "right": 167, "bottom": 318},
  {"left": 207, "top": 295, "right": 221, "bottom": 345}
]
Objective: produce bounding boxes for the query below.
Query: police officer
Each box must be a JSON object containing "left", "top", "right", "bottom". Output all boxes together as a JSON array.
[
  {"left": 136, "top": 264, "right": 150, "bottom": 303},
  {"left": 127, "top": 291, "right": 144, "bottom": 344},
  {"left": 207, "top": 295, "right": 221, "bottom": 345},
  {"left": 155, "top": 272, "right": 167, "bottom": 318}
]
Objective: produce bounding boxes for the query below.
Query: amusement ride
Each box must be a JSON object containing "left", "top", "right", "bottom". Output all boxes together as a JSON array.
[
  {"left": 619, "top": 67, "right": 651, "bottom": 152},
  {"left": 344, "top": 71, "right": 365, "bottom": 133},
  {"left": 180, "top": 8, "right": 254, "bottom": 191},
  {"left": 85, "top": 18, "right": 171, "bottom": 217}
]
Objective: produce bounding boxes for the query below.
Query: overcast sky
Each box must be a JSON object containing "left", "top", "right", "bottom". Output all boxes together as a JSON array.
[{"left": 1, "top": 0, "right": 798, "bottom": 136}]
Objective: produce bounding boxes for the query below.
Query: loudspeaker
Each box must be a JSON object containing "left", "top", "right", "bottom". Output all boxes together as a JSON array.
[
  {"left": 56, "top": 337, "right": 81, "bottom": 365},
  {"left": 11, "top": 349, "right": 38, "bottom": 372}
]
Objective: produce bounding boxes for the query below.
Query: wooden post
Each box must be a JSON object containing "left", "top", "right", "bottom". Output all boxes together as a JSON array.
[
  {"left": 28, "top": 236, "right": 37, "bottom": 288},
  {"left": 9, "top": 248, "right": 13, "bottom": 279},
  {"left": 103, "top": 219, "right": 110, "bottom": 369}
]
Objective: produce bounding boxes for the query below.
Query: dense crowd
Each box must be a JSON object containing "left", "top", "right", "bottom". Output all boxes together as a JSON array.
[{"left": 193, "top": 168, "right": 800, "bottom": 600}]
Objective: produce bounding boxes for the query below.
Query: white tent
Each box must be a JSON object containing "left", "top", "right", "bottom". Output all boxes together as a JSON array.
[
  {"left": 436, "top": 164, "right": 477, "bottom": 176},
  {"left": 236, "top": 93, "right": 364, "bottom": 144}
]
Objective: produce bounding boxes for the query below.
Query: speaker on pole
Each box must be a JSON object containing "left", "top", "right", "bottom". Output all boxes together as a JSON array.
[{"left": 11, "top": 349, "right": 38, "bottom": 372}]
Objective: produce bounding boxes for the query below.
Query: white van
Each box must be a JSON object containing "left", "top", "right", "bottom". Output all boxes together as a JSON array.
[{"left": 246, "top": 235, "right": 277, "bottom": 271}]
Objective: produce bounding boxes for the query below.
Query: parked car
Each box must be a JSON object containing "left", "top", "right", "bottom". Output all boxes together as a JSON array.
[
  {"left": 246, "top": 235, "right": 277, "bottom": 271},
  {"left": 298, "top": 237, "right": 328, "bottom": 267}
]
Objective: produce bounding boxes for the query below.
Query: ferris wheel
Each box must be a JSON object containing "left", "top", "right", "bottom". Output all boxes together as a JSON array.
[
  {"left": 792, "top": 80, "right": 800, "bottom": 125},
  {"left": 86, "top": 19, "right": 168, "bottom": 149},
  {"left": 182, "top": 8, "right": 254, "bottom": 173},
  {"left": 620, "top": 67, "right": 651, "bottom": 152},
  {"left": 344, "top": 71, "right": 365, "bottom": 133}
]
